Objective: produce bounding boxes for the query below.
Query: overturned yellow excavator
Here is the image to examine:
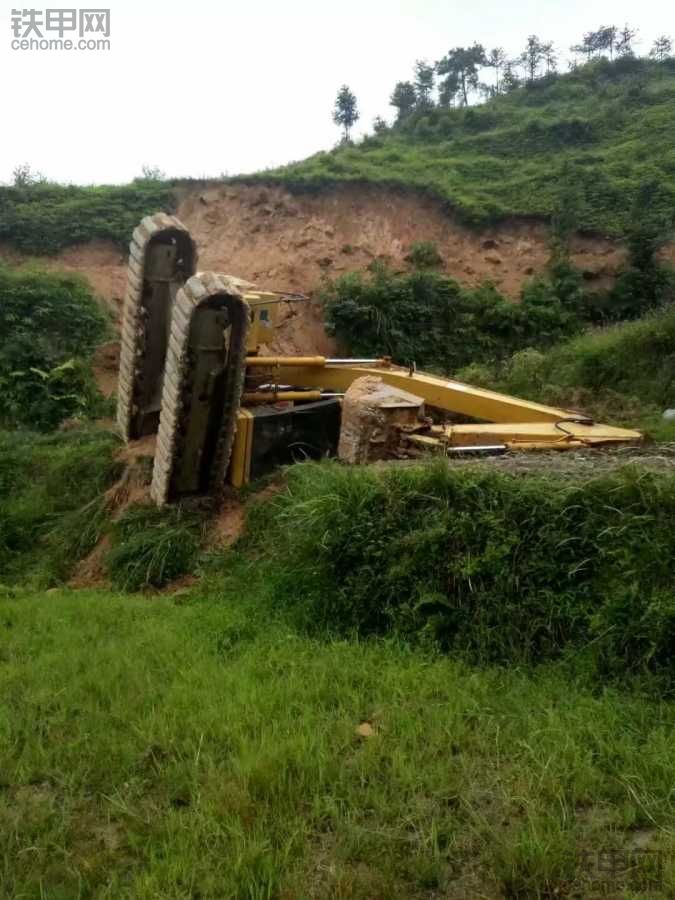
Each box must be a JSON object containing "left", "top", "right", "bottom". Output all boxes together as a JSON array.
[{"left": 117, "top": 214, "right": 642, "bottom": 505}]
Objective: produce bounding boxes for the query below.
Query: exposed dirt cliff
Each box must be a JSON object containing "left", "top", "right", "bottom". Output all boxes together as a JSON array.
[{"left": 3, "top": 182, "right": 670, "bottom": 356}]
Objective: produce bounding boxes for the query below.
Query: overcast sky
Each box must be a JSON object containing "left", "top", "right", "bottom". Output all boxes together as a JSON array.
[{"left": 0, "top": 0, "right": 671, "bottom": 185}]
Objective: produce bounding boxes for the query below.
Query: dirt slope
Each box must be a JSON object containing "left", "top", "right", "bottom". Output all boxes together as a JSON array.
[{"left": 2, "top": 182, "right": 667, "bottom": 355}]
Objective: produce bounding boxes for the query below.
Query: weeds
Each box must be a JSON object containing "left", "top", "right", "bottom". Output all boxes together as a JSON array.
[
  {"left": 106, "top": 504, "right": 201, "bottom": 592},
  {"left": 0, "top": 428, "right": 121, "bottom": 586}
]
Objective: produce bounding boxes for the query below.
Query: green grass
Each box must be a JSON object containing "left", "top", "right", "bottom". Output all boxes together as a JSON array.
[
  {"left": 1, "top": 579, "right": 674, "bottom": 898},
  {"left": 243, "top": 460, "right": 675, "bottom": 692},
  {"left": 457, "top": 303, "right": 675, "bottom": 439},
  {"left": 0, "top": 180, "right": 174, "bottom": 255},
  {"left": 107, "top": 504, "right": 201, "bottom": 592},
  {"left": 244, "top": 57, "right": 675, "bottom": 234},
  {"left": 0, "top": 428, "right": 121, "bottom": 586}
]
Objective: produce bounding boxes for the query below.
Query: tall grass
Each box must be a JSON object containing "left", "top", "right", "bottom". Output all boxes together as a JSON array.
[
  {"left": 0, "top": 428, "right": 121, "bottom": 586},
  {"left": 245, "top": 460, "right": 675, "bottom": 690},
  {"left": 107, "top": 504, "right": 201, "bottom": 592}
]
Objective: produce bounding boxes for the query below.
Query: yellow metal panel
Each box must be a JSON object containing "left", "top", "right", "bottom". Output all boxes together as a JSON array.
[
  {"left": 244, "top": 297, "right": 280, "bottom": 353},
  {"left": 229, "top": 409, "right": 254, "bottom": 487},
  {"left": 442, "top": 422, "right": 642, "bottom": 445}
]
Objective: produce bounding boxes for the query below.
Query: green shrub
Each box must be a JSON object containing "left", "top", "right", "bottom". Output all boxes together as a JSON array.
[
  {"left": 322, "top": 264, "right": 581, "bottom": 371},
  {"left": 0, "top": 264, "right": 108, "bottom": 430},
  {"left": 107, "top": 505, "right": 200, "bottom": 592},
  {"left": 405, "top": 240, "right": 443, "bottom": 269},
  {"left": 249, "top": 461, "right": 675, "bottom": 689}
]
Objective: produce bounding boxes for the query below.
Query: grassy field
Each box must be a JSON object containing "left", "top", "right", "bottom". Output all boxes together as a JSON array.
[{"left": 1, "top": 573, "right": 674, "bottom": 899}]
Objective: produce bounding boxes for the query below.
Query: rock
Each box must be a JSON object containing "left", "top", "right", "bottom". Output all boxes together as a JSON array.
[
  {"left": 355, "top": 722, "right": 376, "bottom": 738},
  {"left": 484, "top": 253, "right": 503, "bottom": 265},
  {"left": 482, "top": 238, "right": 499, "bottom": 250},
  {"left": 338, "top": 376, "right": 425, "bottom": 464},
  {"left": 663, "top": 409, "right": 675, "bottom": 422}
]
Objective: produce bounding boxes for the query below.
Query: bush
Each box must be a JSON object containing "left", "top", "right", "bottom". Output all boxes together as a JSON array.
[
  {"left": 249, "top": 461, "right": 675, "bottom": 689},
  {"left": 322, "top": 264, "right": 581, "bottom": 371},
  {"left": 107, "top": 505, "right": 201, "bottom": 592},
  {"left": 405, "top": 240, "right": 443, "bottom": 269},
  {"left": 595, "top": 180, "right": 675, "bottom": 321},
  {"left": 0, "top": 181, "right": 174, "bottom": 254},
  {"left": 0, "top": 264, "right": 108, "bottom": 430}
]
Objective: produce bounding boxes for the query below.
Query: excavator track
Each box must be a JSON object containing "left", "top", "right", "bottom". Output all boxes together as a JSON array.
[
  {"left": 117, "top": 213, "right": 197, "bottom": 441},
  {"left": 150, "top": 273, "right": 250, "bottom": 505}
]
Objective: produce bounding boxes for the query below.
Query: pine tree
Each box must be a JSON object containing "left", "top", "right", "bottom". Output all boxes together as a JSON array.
[
  {"left": 390, "top": 81, "right": 417, "bottom": 121},
  {"left": 650, "top": 35, "right": 673, "bottom": 61},
  {"left": 437, "top": 44, "right": 486, "bottom": 106},
  {"left": 414, "top": 60, "right": 436, "bottom": 108}
]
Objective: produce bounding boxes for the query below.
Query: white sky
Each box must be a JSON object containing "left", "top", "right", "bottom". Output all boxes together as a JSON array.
[{"left": 0, "top": 0, "right": 671, "bottom": 185}]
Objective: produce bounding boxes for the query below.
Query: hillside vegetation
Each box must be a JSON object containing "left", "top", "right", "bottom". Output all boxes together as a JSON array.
[
  {"left": 257, "top": 58, "right": 675, "bottom": 234},
  {"left": 0, "top": 180, "right": 173, "bottom": 254},
  {"left": 1, "top": 60, "right": 674, "bottom": 258},
  {"left": 0, "top": 264, "right": 109, "bottom": 429},
  {"left": 457, "top": 303, "right": 675, "bottom": 438}
]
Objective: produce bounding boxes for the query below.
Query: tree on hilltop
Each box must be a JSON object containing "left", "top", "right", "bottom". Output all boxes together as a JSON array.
[
  {"left": 650, "top": 35, "right": 673, "bottom": 61},
  {"left": 616, "top": 25, "right": 638, "bottom": 57},
  {"left": 437, "top": 44, "right": 486, "bottom": 106},
  {"left": 486, "top": 47, "right": 507, "bottom": 92},
  {"left": 414, "top": 60, "right": 436, "bottom": 108},
  {"left": 390, "top": 80, "right": 417, "bottom": 121},
  {"left": 333, "top": 85, "right": 359, "bottom": 142}
]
